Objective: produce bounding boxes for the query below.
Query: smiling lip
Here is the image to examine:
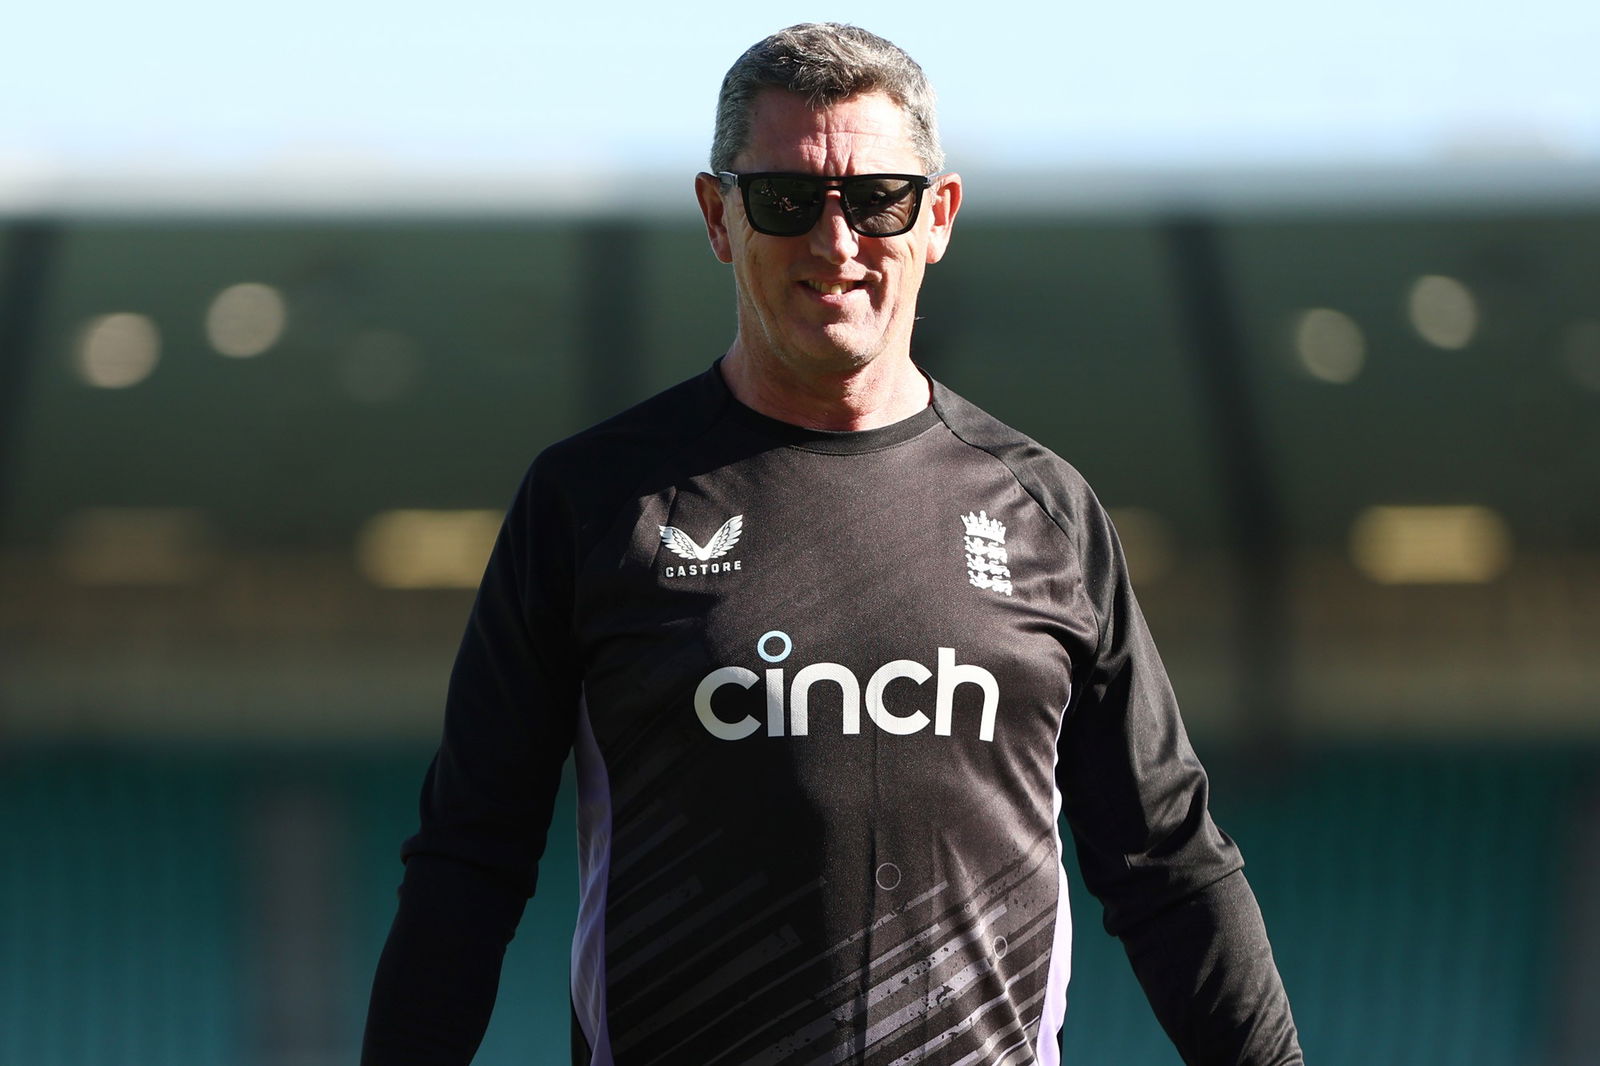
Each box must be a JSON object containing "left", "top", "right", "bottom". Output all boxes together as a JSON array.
[{"left": 802, "top": 279, "right": 865, "bottom": 296}]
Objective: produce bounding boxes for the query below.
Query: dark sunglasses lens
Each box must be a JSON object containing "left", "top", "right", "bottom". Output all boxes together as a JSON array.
[
  {"left": 745, "top": 176, "right": 823, "bottom": 235},
  {"left": 841, "top": 177, "right": 922, "bottom": 236}
]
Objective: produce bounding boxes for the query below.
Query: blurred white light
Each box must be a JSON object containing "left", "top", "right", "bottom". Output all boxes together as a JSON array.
[
  {"left": 1106, "top": 507, "right": 1176, "bottom": 586},
  {"left": 1562, "top": 319, "right": 1600, "bottom": 392},
  {"left": 1293, "top": 308, "right": 1365, "bottom": 384},
  {"left": 1407, "top": 275, "right": 1478, "bottom": 350},
  {"left": 1349, "top": 505, "right": 1511, "bottom": 585},
  {"left": 74, "top": 312, "right": 160, "bottom": 388},
  {"left": 356, "top": 509, "right": 502, "bottom": 589},
  {"left": 57, "top": 507, "right": 214, "bottom": 584},
  {"left": 341, "top": 329, "right": 422, "bottom": 403},
  {"left": 206, "top": 282, "right": 286, "bottom": 358}
]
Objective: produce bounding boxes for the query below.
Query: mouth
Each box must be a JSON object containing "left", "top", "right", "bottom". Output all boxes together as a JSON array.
[{"left": 802, "top": 279, "right": 865, "bottom": 297}]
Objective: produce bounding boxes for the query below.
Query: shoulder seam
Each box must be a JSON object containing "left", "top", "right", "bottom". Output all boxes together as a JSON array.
[
  {"left": 930, "top": 381, "right": 1079, "bottom": 546},
  {"left": 931, "top": 381, "right": 1109, "bottom": 670},
  {"left": 539, "top": 367, "right": 739, "bottom": 572}
]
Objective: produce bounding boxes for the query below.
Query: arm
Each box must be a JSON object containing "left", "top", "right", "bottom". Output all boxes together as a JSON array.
[
  {"left": 1057, "top": 497, "right": 1302, "bottom": 1066},
  {"left": 1118, "top": 869, "right": 1301, "bottom": 1066},
  {"left": 362, "top": 459, "right": 583, "bottom": 1065},
  {"left": 361, "top": 855, "right": 528, "bottom": 1065}
]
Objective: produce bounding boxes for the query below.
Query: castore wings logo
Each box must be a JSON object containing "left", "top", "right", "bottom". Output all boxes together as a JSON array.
[{"left": 659, "top": 514, "right": 744, "bottom": 577}]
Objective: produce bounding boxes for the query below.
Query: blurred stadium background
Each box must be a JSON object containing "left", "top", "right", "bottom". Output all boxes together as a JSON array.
[
  {"left": 4, "top": 171, "right": 1598, "bottom": 1065},
  {"left": 4, "top": 6, "right": 1600, "bottom": 1064}
]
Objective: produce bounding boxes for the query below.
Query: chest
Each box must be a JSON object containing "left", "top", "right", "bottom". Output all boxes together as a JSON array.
[{"left": 571, "top": 442, "right": 1086, "bottom": 793}]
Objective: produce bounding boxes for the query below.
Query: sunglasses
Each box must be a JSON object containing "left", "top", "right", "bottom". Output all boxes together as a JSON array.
[{"left": 716, "top": 171, "right": 936, "bottom": 238}]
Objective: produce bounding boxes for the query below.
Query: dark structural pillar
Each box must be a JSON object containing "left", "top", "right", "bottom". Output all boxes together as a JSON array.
[
  {"left": 0, "top": 220, "right": 62, "bottom": 533},
  {"left": 1160, "top": 217, "right": 1293, "bottom": 761},
  {"left": 577, "top": 222, "right": 646, "bottom": 423}
]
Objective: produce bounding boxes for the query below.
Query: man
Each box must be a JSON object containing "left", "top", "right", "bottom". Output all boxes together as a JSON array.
[{"left": 364, "top": 22, "right": 1302, "bottom": 1066}]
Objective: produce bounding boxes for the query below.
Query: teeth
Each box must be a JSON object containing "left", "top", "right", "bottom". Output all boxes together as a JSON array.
[{"left": 808, "top": 281, "right": 849, "bottom": 295}]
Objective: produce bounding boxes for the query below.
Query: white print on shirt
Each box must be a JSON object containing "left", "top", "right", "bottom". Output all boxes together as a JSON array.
[
  {"left": 660, "top": 514, "right": 743, "bottom": 578},
  {"left": 962, "top": 510, "right": 1013, "bottom": 596},
  {"left": 694, "top": 630, "right": 1000, "bottom": 743}
]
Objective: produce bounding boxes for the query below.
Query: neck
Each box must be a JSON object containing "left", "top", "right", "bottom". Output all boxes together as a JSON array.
[{"left": 719, "top": 343, "right": 930, "bottom": 431}]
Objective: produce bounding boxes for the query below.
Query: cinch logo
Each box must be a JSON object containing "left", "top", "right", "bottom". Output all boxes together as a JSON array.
[{"left": 693, "top": 630, "right": 1000, "bottom": 743}]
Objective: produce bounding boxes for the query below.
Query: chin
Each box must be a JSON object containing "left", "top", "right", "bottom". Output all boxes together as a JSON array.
[
  {"left": 761, "top": 321, "right": 893, "bottom": 378},
  {"left": 792, "top": 347, "right": 879, "bottom": 377},
  {"left": 810, "top": 328, "right": 888, "bottom": 368}
]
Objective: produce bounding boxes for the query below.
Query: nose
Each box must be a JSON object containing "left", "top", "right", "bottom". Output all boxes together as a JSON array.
[{"left": 808, "top": 191, "right": 859, "bottom": 264}]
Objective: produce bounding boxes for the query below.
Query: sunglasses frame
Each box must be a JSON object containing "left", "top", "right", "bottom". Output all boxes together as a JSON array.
[{"left": 715, "top": 171, "right": 938, "bottom": 238}]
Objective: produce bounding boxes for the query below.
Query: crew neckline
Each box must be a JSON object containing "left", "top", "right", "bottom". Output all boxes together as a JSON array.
[{"left": 710, "top": 362, "right": 942, "bottom": 455}]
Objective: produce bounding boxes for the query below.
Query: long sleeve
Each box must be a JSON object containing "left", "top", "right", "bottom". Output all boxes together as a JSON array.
[
  {"left": 361, "top": 855, "right": 528, "bottom": 1065},
  {"left": 1120, "top": 869, "right": 1302, "bottom": 1065},
  {"left": 1057, "top": 495, "right": 1302, "bottom": 1065},
  {"left": 362, "top": 458, "right": 584, "bottom": 1063}
]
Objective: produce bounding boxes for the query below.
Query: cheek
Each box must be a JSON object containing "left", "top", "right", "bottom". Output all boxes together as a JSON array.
[
  {"left": 732, "top": 249, "right": 791, "bottom": 312},
  {"left": 883, "top": 253, "right": 925, "bottom": 296}
]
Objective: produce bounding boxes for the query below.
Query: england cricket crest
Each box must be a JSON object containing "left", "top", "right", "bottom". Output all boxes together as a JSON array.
[{"left": 962, "top": 510, "right": 1013, "bottom": 596}]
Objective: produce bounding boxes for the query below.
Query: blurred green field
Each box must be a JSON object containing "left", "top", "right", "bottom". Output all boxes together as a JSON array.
[{"left": 0, "top": 744, "right": 1589, "bottom": 1065}]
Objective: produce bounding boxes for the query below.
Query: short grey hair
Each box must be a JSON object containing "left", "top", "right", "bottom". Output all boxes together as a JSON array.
[{"left": 710, "top": 23, "right": 944, "bottom": 175}]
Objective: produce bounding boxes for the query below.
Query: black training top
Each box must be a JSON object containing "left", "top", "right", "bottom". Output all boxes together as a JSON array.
[{"left": 363, "top": 365, "right": 1303, "bottom": 1066}]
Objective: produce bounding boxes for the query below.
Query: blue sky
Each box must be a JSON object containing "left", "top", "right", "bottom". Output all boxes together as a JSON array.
[{"left": 3, "top": 0, "right": 1596, "bottom": 196}]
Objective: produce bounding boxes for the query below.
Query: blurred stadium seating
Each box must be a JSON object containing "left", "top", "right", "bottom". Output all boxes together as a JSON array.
[{"left": 1, "top": 191, "right": 1597, "bottom": 1064}]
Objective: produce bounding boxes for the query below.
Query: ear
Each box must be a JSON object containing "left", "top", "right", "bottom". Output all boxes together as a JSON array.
[
  {"left": 695, "top": 172, "right": 735, "bottom": 264},
  {"left": 922, "top": 172, "right": 962, "bottom": 265}
]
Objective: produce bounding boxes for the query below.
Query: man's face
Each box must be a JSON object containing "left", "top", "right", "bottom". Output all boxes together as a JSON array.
[{"left": 696, "top": 90, "right": 961, "bottom": 383}]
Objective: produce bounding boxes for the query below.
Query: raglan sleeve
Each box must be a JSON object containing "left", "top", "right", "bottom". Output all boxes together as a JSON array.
[
  {"left": 1055, "top": 489, "right": 1303, "bottom": 1066},
  {"left": 362, "top": 453, "right": 584, "bottom": 1066}
]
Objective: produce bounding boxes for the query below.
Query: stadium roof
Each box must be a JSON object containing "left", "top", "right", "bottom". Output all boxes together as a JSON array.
[{"left": 4, "top": 159, "right": 1600, "bottom": 219}]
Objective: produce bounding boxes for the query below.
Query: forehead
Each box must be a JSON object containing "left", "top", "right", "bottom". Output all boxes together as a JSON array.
[{"left": 737, "top": 89, "right": 921, "bottom": 175}]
